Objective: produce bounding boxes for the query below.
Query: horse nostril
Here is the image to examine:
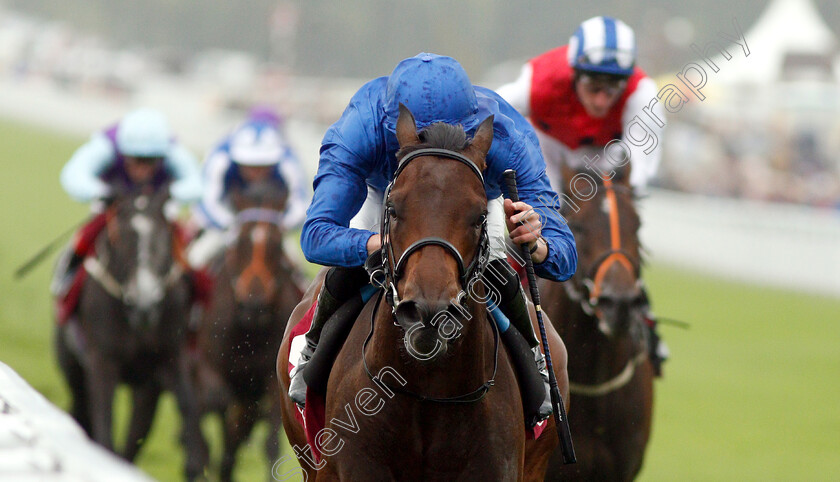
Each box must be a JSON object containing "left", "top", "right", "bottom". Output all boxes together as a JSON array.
[{"left": 395, "top": 301, "right": 422, "bottom": 327}]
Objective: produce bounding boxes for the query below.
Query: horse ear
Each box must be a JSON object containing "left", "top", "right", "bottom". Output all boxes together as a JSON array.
[
  {"left": 471, "top": 115, "right": 494, "bottom": 159},
  {"left": 395, "top": 103, "right": 420, "bottom": 148}
]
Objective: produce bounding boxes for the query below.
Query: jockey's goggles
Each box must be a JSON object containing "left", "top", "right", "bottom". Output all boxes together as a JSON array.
[
  {"left": 127, "top": 155, "right": 164, "bottom": 165},
  {"left": 577, "top": 72, "right": 628, "bottom": 96}
]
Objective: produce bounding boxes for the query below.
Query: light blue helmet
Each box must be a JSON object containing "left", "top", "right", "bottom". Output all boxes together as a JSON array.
[
  {"left": 383, "top": 53, "right": 480, "bottom": 133},
  {"left": 116, "top": 108, "right": 172, "bottom": 157},
  {"left": 568, "top": 16, "right": 636, "bottom": 77}
]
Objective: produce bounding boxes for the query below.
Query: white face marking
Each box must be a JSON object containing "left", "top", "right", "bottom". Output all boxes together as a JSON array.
[
  {"left": 128, "top": 213, "right": 163, "bottom": 309},
  {"left": 251, "top": 225, "right": 268, "bottom": 244},
  {"left": 131, "top": 214, "right": 154, "bottom": 237},
  {"left": 601, "top": 197, "right": 611, "bottom": 215},
  {"left": 134, "top": 195, "right": 149, "bottom": 210}
]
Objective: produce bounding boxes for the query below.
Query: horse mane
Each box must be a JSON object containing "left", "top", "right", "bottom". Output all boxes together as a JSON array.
[{"left": 396, "top": 122, "right": 470, "bottom": 160}]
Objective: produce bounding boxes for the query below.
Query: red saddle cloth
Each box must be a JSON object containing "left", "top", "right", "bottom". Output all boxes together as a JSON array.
[
  {"left": 285, "top": 300, "right": 546, "bottom": 464},
  {"left": 286, "top": 301, "right": 327, "bottom": 462}
]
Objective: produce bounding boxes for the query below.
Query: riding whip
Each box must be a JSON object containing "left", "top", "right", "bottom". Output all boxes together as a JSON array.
[
  {"left": 14, "top": 218, "right": 89, "bottom": 280},
  {"left": 503, "top": 169, "right": 576, "bottom": 464}
]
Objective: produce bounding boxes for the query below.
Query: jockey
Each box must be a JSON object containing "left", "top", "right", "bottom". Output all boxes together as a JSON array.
[
  {"left": 187, "top": 107, "right": 308, "bottom": 269},
  {"left": 289, "top": 53, "right": 578, "bottom": 426},
  {"left": 53, "top": 108, "right": 202, "bottom": 308},
  {"left": 497, "top": 16, "right": 668, "bottom": 374}
]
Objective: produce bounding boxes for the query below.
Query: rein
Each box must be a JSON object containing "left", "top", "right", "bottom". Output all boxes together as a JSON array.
[
  {"left": 363, "top": 147, "right": 497, "bottom": 404},
  {"left": 568, "top": 351, "right": 647, "bottom": 397}
]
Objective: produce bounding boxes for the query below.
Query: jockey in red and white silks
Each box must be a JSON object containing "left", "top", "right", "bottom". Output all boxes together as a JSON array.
[{"left": 498, "top": 16, "right": 666, "bottom": 192}]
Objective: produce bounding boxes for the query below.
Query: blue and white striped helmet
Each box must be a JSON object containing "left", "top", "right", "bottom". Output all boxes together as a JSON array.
[
  {"left": 229, "top": 121, "right": 283, "bottom": 166},
  {"left": 567, "top": 16, "right": 636, "bottom": 77}
]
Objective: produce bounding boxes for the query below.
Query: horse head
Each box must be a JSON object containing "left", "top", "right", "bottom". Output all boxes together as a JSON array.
[
  {"left": 384, "top": 103, "right": 493, "bottom": 362},
  {"left": 98, "top": 186, "right": 183, "bottom": 328},
  {"left": 560, "top": 159, "right": 647, "bottom": 339},
  {"left": 227, "top": 180, "right": 290, "bottom": 328}
]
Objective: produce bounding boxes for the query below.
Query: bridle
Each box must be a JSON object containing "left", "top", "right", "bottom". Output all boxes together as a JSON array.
[
  {"left": 378, "top": 148, "right": 490, "bottom": 313},
  {"left": 363, "top": 147, "right": 498, "bottom": 404},
  {"left": 563, "top": 177, "right": 640, "bottom": 316}
]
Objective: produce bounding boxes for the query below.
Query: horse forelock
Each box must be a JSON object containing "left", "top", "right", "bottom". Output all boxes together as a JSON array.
[{"left": 396, "top": 122, "right": 470, "bottom": 162}]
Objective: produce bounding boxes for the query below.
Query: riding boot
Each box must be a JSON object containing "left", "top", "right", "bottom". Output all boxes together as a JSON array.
[
  {"left": 645, "top": 311, "right": 669, "bottom": 377},
  {"left": 288, "top": 286, "right": 342, "bottom": 406},
  {"left": 288, "top": 265, "right": 370, "bottom": 407},
  {"left": 488, "top": 259, "right": 552, "bottom": 423},
  {"left": 640, "top": 287, "right": 668, "bottom": 377}
]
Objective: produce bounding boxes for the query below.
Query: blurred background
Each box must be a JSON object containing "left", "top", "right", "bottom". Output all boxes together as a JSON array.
[{"left": 0, "top": 0, "right": 838, "bottom": 480}]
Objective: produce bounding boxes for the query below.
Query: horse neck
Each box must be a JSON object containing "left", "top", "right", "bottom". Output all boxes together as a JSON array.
[{"left": 370, "top": 297, "right": 493, "bottom": 395}]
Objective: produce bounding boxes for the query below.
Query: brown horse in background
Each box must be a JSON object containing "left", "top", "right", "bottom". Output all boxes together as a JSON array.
[
  {"left": 541, "top": 164, "right": 654, "bottom": 481},
  {"left": 55, "top": 188, "right": 208, "bottom": 480},
  {"left": 193, "top": 181, "right": 304, "bottom": 481},
  {"left": 277, "top": 106, "right": 568, "bottom": 481}
]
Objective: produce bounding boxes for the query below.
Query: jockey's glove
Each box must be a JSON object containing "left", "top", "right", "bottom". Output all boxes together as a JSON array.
[{"left": 364, "top": 249, "right": 385, "bottom": 286}]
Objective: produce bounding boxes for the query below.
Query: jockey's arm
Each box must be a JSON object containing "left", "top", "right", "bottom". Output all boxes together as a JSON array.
[
  {"left": 164, "top": 142, "right": 203, "bottom": 203},
  {"left": 504, "top": 128, "right": 578, "bottom": 283},
  {"left": 60, "top": 133, "right": 114, "bottom": 202},
  {"left": 278, "top": 147, "right": 310, "bottom": 231},
  {"left": 495, "top": 63, "right": 533, "bottom": 118},
  {"left": 301, "top": 148, "right": 374, "bottom": 267},
  {"left": 622, "top": 77, "right": 665, "bottom": 191},
  {"left": 195, "top": 150, "right": 236, "bottom": 230},
  {"left": 301, "top": 100, "right": 378, "bottom": 268}
]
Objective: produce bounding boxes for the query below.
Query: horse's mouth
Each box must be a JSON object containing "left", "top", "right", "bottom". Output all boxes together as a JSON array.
[{"left": 402, "top": 322, "right": 449, "bottom": 363}]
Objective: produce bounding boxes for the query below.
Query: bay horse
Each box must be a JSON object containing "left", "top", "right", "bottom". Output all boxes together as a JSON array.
[
  {"left": 277, "top": 105, "right": 568, "bottom": 481},
  {"left": 193, "top": 181, "right": 304, "bottom": 481},
  {"left": 540, "top": 163, "right": 653, "bottom": 481},
  {"left": 55, "top": 187, "right": 208, "bottom": 480}
]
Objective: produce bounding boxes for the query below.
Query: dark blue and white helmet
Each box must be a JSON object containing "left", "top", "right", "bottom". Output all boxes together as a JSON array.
[
  {"left": 229, "top": 121, "right": 283, "bottom": 166},
  {"left": 567, "top": 16, "right": 636, "bottom": 78}
]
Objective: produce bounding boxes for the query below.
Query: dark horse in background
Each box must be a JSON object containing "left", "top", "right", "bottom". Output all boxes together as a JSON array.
[
  {"left": 55, "top": 187, "right": 208, "bottom": 480},
  {"left": 277, "top": 106, "right": 569, "bottom": 481},
  {"left": 541, "top": 163, "right": 654, "bottom": 481},
  {"left": 193, "top": 181, "right": 304, "bottom": 481}
]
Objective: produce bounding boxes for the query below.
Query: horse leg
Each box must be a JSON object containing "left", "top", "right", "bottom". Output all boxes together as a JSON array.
[
  {"left": 123, "top": 381, "right": 162, "bottom": 461},
  {"left": 263, "top": 384, "right": 283, "bottom": 473},
  {"left": 220, "top": 400, "right": 258, "bottom": 482},
  {"left": 55, "top": 327, "right": 91, "bottom": 435},
  {"left": 85, "top": 351, "right": 119, "bottom": 451},
  {"left": 162, "top": 354, "right": 209, "bottom": 481}
]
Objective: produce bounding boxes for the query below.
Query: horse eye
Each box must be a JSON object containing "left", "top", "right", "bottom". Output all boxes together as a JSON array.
[{"left": 474, "top": 212, "right": 487, "bottom": 227}]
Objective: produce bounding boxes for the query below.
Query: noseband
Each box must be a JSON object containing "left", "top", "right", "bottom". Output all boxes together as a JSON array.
[{"left": 379, "top": 148, "right": 490, "bottom": 313}]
